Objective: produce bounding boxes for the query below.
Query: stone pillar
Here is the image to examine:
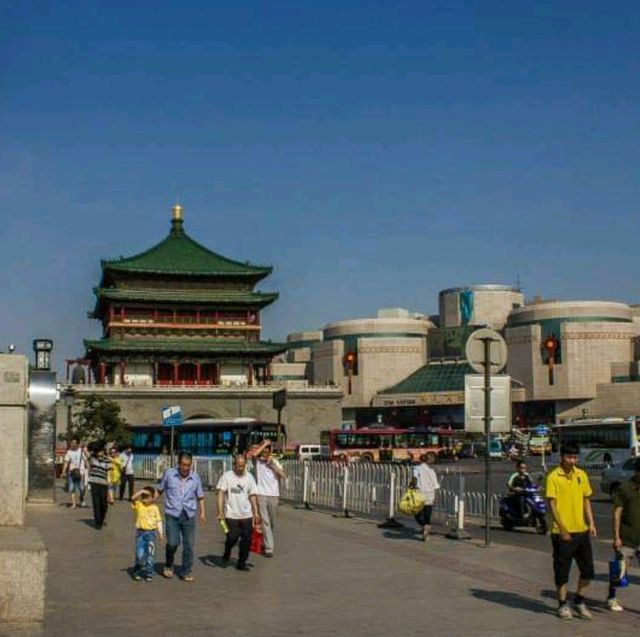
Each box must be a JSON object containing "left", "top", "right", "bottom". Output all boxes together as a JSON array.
[
  {"left": 0, "top": 355, "right": 28, "bottom": 526},
  {"left": 0, "top": 354, "right": 47, "bottom": 622}
]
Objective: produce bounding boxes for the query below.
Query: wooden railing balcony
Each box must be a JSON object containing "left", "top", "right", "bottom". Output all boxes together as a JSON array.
[{"left": 108, "top": 318, "right": 261, "bottom": 331}]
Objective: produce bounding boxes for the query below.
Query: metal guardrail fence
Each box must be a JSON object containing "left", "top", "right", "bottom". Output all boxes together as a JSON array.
[
  {"left": 133, "top": 455, "right": 501, "bottom": 526},
  {"left": 279, "top": 460, "right": 500, "bottom": 525},
  {"left": 133, "top": 454, "right": 232, "bottom": 488}
]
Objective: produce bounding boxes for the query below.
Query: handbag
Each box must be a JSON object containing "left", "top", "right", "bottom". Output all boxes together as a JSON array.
[
  {"left": 250, "top": 526, "right": 263, "bottom": 554},
  {"left": 70, "top": 468, "right": 82, "bottom": 481},
  {"left": 609, "top": 552, "right": 629, "bottom": 588},
  {"left": 399, "top": 488, "right": 426, "bottom": 516}
]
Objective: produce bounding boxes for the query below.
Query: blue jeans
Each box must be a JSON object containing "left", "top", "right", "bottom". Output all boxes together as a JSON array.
[
  {"left": 165, "top": 512, "right": 195, "bottom": 575},
  {"left": 134, "top": 530, "right": 157, "bottom": 578}
]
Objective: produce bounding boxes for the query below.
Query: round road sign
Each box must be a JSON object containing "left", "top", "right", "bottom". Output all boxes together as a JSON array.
[{"left": 465, "top": 328, "right": 508, "bottom": 375}]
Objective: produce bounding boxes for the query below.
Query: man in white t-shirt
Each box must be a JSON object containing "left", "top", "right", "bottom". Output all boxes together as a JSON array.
[
  {"left": 216, "top": 455, "right": 261, "bottom": 571},
  {"left": 411, "top": 453, "right": 440, "bottom": 541},
  {"left": 61, "top": 438, "right": 88, "bottom": 508},
  {"left": 251, "top": 441, "right": 286, "bottom": 557}
]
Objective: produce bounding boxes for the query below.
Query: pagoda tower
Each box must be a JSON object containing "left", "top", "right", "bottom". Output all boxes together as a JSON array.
[{"left": 83, "top": 205, "right": 285, "bottom": 387}]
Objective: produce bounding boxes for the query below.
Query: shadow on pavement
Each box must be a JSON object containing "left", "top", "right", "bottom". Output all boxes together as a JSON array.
[
  {"left": 470, "top": 589, "right": 554, "bottom": 616},
  {"left": 77, "top": 518, "right": 96, "bottom": 528},
  {"left": 199, "top": 554, "right": 230, "bottom": 568},
  {"left": 380, "top": 526, "right": 421, "bottom": 542}
]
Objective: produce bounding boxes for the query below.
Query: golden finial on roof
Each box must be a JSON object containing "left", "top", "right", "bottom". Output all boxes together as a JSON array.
[{"left": 172, "top": 203, "right": 184, "bottom": 221}]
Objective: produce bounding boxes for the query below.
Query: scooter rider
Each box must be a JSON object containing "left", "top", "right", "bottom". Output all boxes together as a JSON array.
[{"left": 508, "top": 460, "right": 534, "bottom": 518}]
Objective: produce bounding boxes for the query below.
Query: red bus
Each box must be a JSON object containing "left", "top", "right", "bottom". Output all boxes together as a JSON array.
[{"left": 320, "top": 427, "right": 450, "bottom": 463}]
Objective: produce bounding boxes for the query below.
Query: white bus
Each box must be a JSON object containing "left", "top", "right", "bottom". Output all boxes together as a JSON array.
[{"left": 551, "top": 418, "right": 639, "bottom": 468}]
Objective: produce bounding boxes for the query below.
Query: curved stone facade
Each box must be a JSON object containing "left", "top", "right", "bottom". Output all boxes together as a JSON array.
[
  {"left": 323, "top": 316, "right": 431, "bottom": 340},
  {"left": 508, "top": 300, "right": 633, "bottom": 326},
  {"left": 439, "top": 284, "right": 524, "bottom": 330},
  {"left": 506, "top": 300, "right": 637, "bottom": 403}
]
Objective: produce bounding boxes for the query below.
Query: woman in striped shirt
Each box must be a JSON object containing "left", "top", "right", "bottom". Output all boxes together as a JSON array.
[{"left": 88, "top": 441, "right": 112, "bottom": 530}]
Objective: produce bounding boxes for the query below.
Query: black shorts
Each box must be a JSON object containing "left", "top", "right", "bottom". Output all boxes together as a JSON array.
[{"left": 551, "top": 532, "right": 594, "bottom": 586}]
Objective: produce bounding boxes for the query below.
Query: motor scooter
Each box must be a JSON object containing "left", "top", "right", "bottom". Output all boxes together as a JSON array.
[{"left": 499, "top": 486, "right": 547, "bottom": 534}]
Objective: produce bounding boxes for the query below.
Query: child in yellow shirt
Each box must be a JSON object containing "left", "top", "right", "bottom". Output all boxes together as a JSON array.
[{"left": 131, "top": 486, "right": 164, "bottom": 581}]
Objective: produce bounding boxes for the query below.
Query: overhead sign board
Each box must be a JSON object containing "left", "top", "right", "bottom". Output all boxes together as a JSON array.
[
  {"left": 464, "top": 375, "right": 511, "bottom": 433},
  {"left": 465, "top": 328, "right": 508, "bottom": 375},
  {"left": 162, "top": 405, "right": 183, "bottom": 427}
]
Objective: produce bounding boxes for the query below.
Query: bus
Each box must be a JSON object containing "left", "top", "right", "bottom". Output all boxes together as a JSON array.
[
  {"left": 320, "top": 427, "right": 450, "bottom": 463},
  {"left": 551, "top": 418, "right": 639, "bottom": 467},
  {"left": 130, "top": 418, "right": 284, "bottom": 457}
]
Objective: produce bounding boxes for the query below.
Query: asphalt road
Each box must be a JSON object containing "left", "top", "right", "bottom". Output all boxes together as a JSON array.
[{"left": 446, "top": 457, "right": 616, "bottom": 562}]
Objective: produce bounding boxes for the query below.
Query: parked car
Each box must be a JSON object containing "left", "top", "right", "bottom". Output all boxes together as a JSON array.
[
  {"left": 458, "top": 442, "right": 486, "bottom": 459},
  {"left": 296, "top": 444, "right": 330, "bottom": 461},
  {"left": 601, "top": 458, "right": 637, "bottom": 497}
]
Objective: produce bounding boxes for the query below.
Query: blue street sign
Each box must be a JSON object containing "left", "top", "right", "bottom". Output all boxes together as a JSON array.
[
  {"left": 162, "top": 405, "right": 183, "bottom": 427},
  {"left": 534, "top": 425, "right": 550, "bottom": 435}
]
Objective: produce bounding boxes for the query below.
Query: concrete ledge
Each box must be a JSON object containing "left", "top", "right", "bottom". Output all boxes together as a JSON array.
[{"left": 0, "top": 528, "right": 46, "bottom": 622}]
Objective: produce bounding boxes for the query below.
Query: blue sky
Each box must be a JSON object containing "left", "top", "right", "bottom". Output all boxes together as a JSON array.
[{"left": 1, "top": 1, "right": 639, "bottom": 371}]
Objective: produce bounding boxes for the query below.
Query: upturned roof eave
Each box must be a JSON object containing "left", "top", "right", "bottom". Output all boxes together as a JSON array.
[{"left": 100, "top": 260, "right": 273, "bottom": 278}]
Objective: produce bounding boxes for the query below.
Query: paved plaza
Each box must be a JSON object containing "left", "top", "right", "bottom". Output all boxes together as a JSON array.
[{"left": 5, "top": 486, "right": 640, "bottom": 637}]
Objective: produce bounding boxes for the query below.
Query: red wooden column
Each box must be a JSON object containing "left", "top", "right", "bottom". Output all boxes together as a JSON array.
[
  {"left": 120, "top": 361, "right": 126, "bottom": 385},
  {"left": 173, "top": 362, "right": 179, "bottom": 385},
  {"left": 153, "top": 362, "right": 159, "bottom": 385},
  {"left": 98, "top": 362, "right": 106, "bottom": 384},
  {"left": 196, "top": 363, "right": 202, "bottom": 385},
  {"left": 214, "top": 363, "right": 219, "bottom": 385},
  {"left": 247, "top": 363, "right": 253, "bottom": 386}
]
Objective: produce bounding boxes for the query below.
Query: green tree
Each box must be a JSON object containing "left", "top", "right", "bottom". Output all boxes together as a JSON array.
[{"left": 64, "top": 394, "right": 131, "bottom": 445}]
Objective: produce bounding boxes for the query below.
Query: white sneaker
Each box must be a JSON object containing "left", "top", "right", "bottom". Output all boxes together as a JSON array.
[
  {"left": 607, "top": 598, "right": 624, "bottom": 612},
  {"left": 557, "top": 604, "right": 573, "bottom": 620},
  {"left": 574, "top": 603, "right": 592, "bottom": 620}
]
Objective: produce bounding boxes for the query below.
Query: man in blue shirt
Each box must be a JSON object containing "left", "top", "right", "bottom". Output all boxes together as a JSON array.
[{"left": 157, "top": 452, "right": 205, "bottom": 582}]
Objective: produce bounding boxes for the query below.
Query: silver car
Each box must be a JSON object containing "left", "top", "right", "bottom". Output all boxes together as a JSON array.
[{"left": 601, "top": 458, "right": 638, "bottom": 497}]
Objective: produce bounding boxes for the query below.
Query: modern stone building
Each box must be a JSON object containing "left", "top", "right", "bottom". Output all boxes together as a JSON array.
[
  {"left": 289, "top": 283, "right": 640, "bottom": 431},
  {"left": 284, "top": 309, "right": 433, "bottom": 425},
  {"left": 506, "top": 300, "right": 640, "bottom": 422}
]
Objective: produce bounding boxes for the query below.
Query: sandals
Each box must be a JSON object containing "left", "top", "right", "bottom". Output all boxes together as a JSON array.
[
  {"left": 162, "top": 567, "right": 174, "bottom": 579},
  {"left": 181, "top": 574, "right": 194, "bottom": 582}
]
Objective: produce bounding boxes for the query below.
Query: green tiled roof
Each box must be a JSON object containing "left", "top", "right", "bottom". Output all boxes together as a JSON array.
[
  {"left": 381, "top": 362, "right": 476, "bottom": 394},
  {"left": 94, "top": 287, "right": 278, "bottom": 308},
  {"left": 84, "top": 338, "right": 286, "bottom": 355},
  {"left": 102, "top": 222, "right": 272, "bottom": 278}
]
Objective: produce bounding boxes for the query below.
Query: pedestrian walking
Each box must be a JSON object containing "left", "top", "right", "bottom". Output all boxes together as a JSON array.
[
  {"left": 606, "top": 458, "right": 640, "bottom": 612},
  {"left": 61, "top": 438, "right": 88, "bottom": 508},
  {"left": 249, "top": 441, "right": 285, "bottom": 557},
  {"left": 88, "top": 441, "right": 112, "bottom": 530},
  {"left": 107, "top": 446, "right": 122, "bottom": 505},
  {"left": 130, "top": 486, "right": 164, "bottom": 582},
  {"left": 156, "top": 452, "right": 205, "bottom": 582},
  {"left": 80, "top": 443, "right": 90, "bottom": 505},
  {"left": 410, "top": 453, "right": 440, "bottom": 541},
  {"left": 217, "top": 455, "right": 261, "bottom": 571},
  {"left": 119, "top": 446, "right": 135, "bottom": 501},
  {"left": 546, "top": 444, "right": 597, "bottom": 620}
]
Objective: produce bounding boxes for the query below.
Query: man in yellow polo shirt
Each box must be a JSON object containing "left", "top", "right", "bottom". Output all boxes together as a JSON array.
[{"left": 546, "top": 444, "right": 597, "bottom": 620}]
